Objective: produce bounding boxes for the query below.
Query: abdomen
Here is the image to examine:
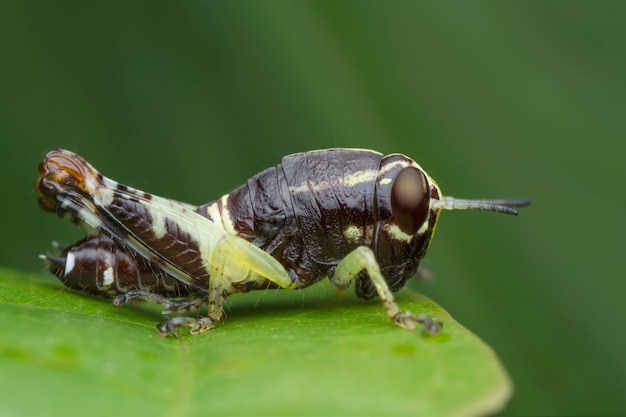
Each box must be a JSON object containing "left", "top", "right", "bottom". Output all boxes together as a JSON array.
[{"left": 45, "top": 234, "right": 195, "bottom": 297}]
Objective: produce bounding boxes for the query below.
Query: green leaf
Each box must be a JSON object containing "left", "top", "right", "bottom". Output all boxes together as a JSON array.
[{"left": 0, "top": 267, "right": 511, "bottom": 417}]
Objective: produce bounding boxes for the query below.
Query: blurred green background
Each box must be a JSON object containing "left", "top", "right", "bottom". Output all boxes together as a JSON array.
[{"left": 1, "top": 2, "right": 624, "bottom": 415}]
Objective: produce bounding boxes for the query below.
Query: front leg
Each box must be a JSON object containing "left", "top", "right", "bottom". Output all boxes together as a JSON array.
[{"left": 332, "top": 246, "right": 442, "bottom": 335}]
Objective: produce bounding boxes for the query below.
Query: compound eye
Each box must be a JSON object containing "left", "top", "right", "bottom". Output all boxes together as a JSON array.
[{"left": 391, "top": 167, "right": 430, "bottom": 235}]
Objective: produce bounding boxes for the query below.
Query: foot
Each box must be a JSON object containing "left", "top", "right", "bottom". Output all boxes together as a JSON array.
[{"left": 393, "top": 312, "right": 442, "bottom": 336}]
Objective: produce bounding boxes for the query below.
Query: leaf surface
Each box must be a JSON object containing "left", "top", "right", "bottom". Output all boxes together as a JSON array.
[{"left": 0, "top": 267, "right": 511, "bottom": 417}]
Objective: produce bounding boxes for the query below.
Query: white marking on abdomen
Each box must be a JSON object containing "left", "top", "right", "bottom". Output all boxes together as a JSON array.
[
  {"left": 64, "top": 252, "right": 76, "bottom": 276},
  {"left": 99, "top": 251, "right": 116, "bottom": 291},
  {"left": 102, "top": 266, "right": 114, "bottom": 286}
]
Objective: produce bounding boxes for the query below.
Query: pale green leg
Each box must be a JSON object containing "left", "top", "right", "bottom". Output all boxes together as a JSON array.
[
  {"left": 332, "top": 246, "right": 442, "bottom": 335},
  {"left": 160, "top": 233, "right": 297, "bottom": 336}
]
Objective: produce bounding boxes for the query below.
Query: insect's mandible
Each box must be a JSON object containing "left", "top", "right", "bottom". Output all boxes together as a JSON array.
[{"left": 36, "top": 148, "right": 529, "bottom": 336}]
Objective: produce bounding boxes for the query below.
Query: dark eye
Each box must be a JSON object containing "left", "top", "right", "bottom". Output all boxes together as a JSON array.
[{"left": 391, "top": 167, "right": 430, "bottom": 235}]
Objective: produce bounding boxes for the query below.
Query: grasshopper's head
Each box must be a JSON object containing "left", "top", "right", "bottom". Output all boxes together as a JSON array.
[
  {"left": 360, "top": 153, "right": 530, "bottom": 297},
  {"left": 377, "top": 154, "right": 530, "bottom": 248},
  {"left": 383, "top": 156, "right": 530, "bottom": 250}
]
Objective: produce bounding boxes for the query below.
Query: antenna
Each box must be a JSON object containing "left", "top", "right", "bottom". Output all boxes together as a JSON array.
[{"left": 432, "top": 197, "right": 531, "bottom": 215}]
